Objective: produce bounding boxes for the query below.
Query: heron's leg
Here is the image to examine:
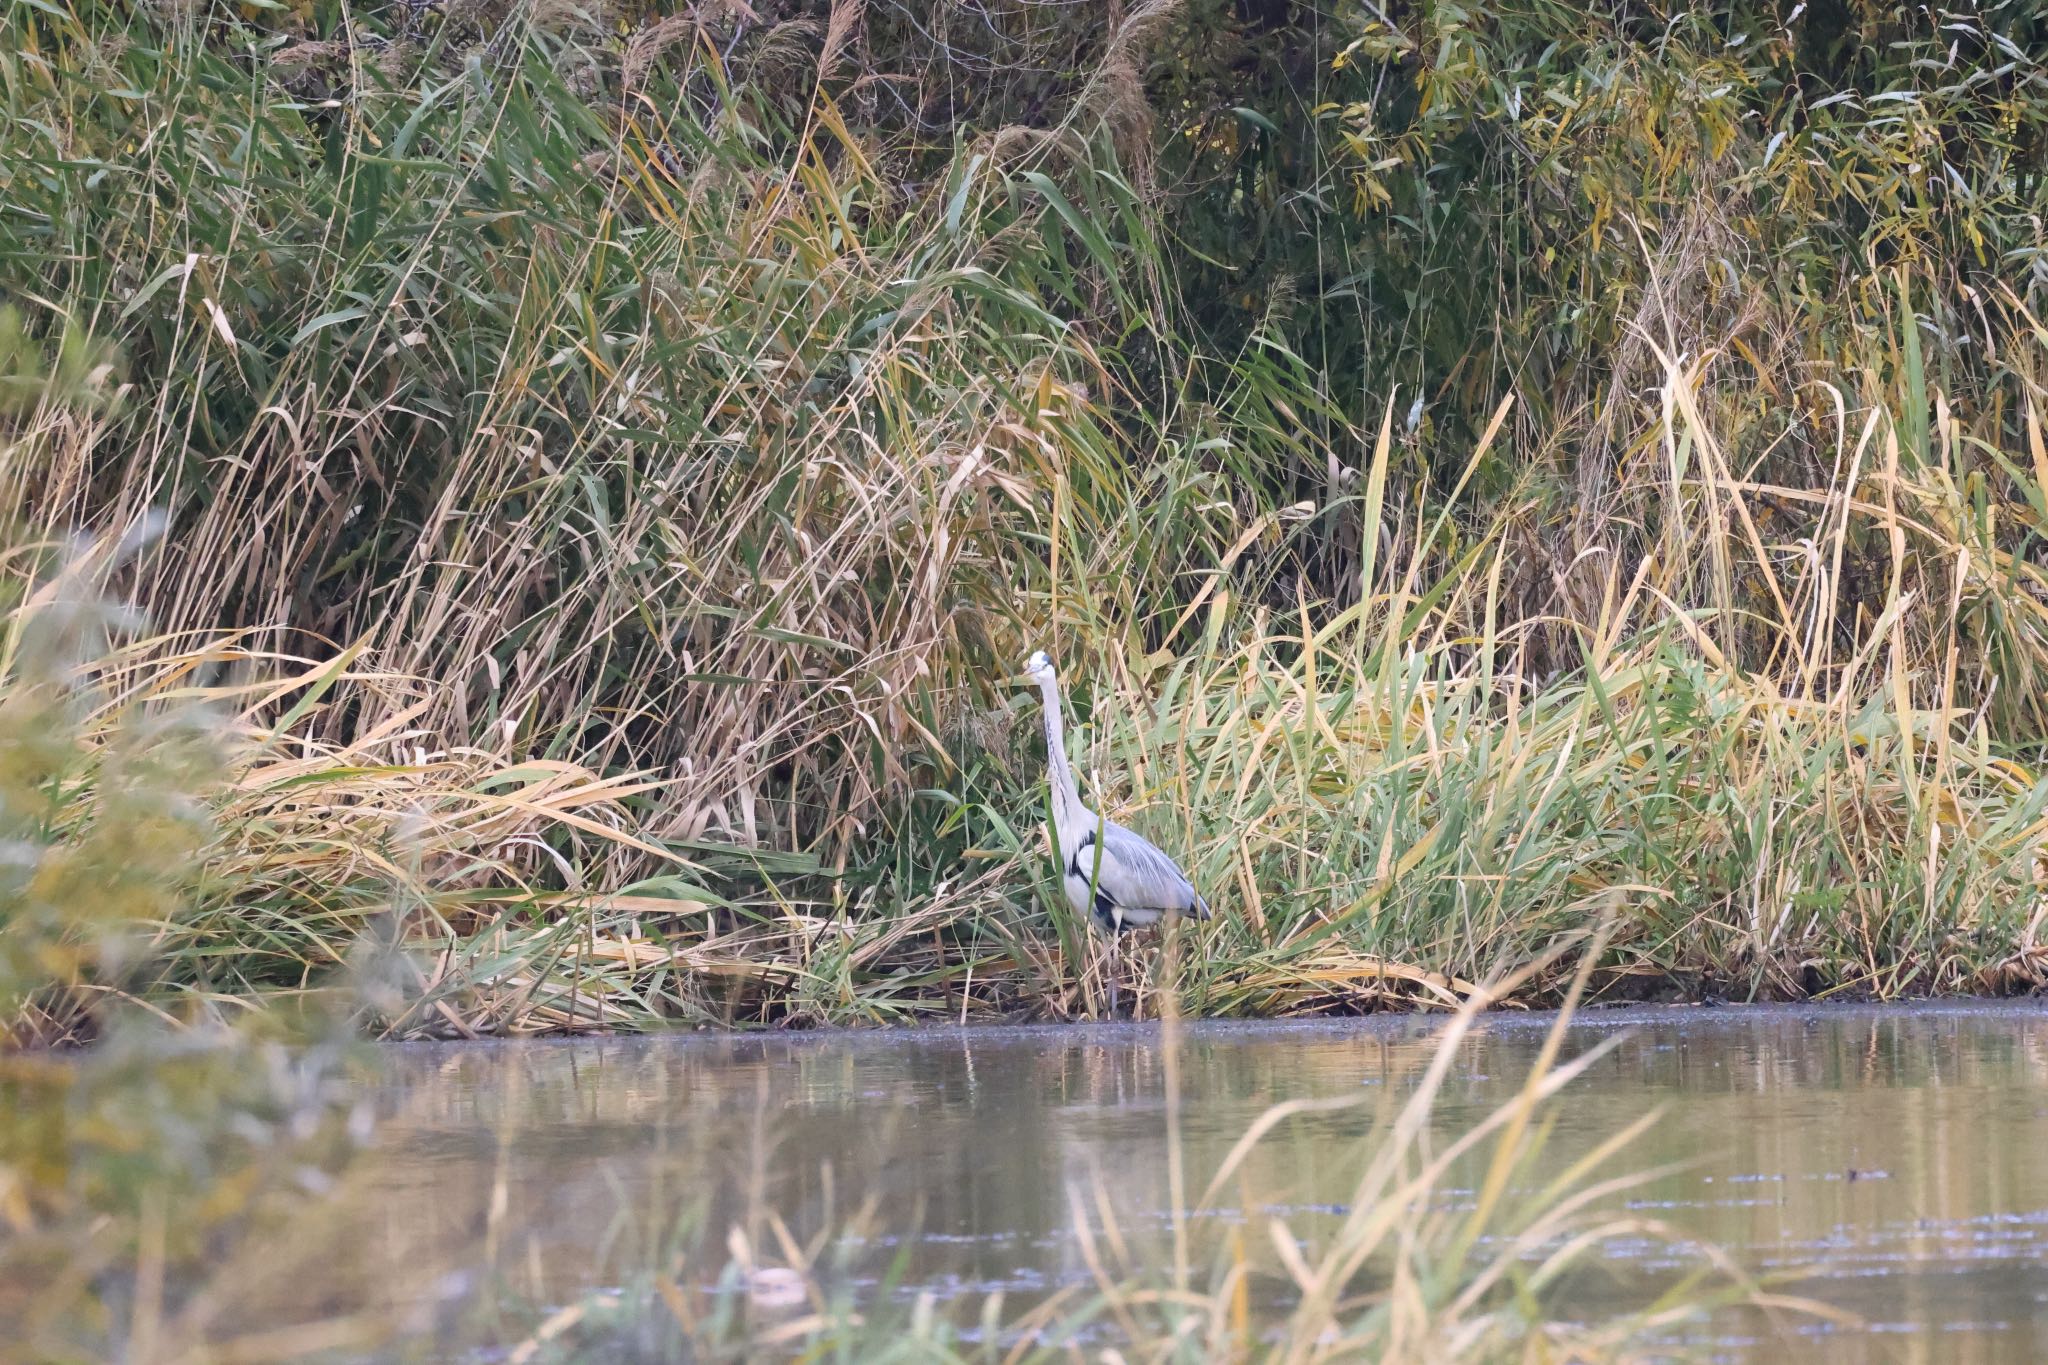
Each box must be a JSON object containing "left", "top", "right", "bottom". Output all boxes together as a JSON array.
[{"left": 1106, "top": 932, "right": 1120, "bottom": 1018}]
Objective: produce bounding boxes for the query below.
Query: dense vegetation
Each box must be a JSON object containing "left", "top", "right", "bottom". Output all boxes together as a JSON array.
[{"left": 5, "top": 0, "right": 2048, "bottom": 1038}]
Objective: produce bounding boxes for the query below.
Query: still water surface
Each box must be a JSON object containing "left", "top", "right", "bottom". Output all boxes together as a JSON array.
[{"left": 336, "top": 1003, "right": 2048, "bottom": 1360}]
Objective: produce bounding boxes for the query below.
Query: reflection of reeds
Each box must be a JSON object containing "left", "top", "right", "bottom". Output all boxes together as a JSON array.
[{"left": 460, "top": 937, "right": 1822, "bottom": 1362}]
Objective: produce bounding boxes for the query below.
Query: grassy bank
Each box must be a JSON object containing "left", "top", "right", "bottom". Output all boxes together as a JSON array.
[{"left": 4, "top": 0, "right": 2048, "bottom": 1039}]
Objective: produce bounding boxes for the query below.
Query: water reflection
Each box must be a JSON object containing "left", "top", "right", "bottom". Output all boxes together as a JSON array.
[{"left": 296, "top": 1004, "right": 2048, "bottom": 1360}]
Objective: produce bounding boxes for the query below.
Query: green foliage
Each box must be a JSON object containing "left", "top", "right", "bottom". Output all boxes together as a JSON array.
[
  {"left": 0, "top": 555, "right": 370, "bottom": 1359},
  {"left": 1, "top": 1, "right": 2044, "bottom": 1346},
  {"left": 1155, "top": 2, "right": 2048, "bottom": 462},
  {"left": 0, "top": 314, "right": 177, "bottom": 1045},
  {"left": 0, "top": 555, "right": 216, "bottom": 1045}
]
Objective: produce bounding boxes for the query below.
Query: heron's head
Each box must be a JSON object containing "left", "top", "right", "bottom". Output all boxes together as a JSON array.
[{"left": 1022, "top": 650, "right": 1056, "bottom": 685}]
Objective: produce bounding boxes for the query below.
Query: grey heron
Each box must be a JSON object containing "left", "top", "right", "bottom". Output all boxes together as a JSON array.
[{"left": 1022, "top": 649, "right": 1210, "bottom": 1015}]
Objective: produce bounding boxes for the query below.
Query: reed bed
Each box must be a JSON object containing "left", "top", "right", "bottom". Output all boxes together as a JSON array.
[{"left": 3, "top": 0, "right": 2048, "bottom": 1038}]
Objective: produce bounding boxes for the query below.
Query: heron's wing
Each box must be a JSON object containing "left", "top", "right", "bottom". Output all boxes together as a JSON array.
[{"left": 1092, "top": 821, "right": 1205, "bottom": 915}]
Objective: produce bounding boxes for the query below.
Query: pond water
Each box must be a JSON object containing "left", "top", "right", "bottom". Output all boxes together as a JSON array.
[{"left": 306, "top": 1003, "right": 2048, "bottom": 1360}]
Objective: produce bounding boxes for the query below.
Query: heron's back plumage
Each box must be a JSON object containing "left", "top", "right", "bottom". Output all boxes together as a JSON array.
[{"left": 1060, "top": 815, "right": 1208, "bottom": 933}]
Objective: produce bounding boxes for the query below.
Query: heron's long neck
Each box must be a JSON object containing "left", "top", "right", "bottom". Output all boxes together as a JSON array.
[{"left": 1037, "top": 677, "right": 1085, "bottom": 826}]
